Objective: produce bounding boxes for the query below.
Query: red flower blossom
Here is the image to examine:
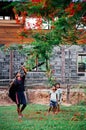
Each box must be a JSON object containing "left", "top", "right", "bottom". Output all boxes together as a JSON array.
[
  {"left": 69, "top": 2, "right": 74, "bottom": 9},
  {"left": 70, "top": 9, "right": 75, "bottom": 16},
  {"left": 32, "top": 0, "right": 41, "bottom": 2},
  {"left": 77, "top": 4, "right": 82, "bottom": 11},
  {"left": 15, "top": 14, "right": 20, "bottom": 24},
  {"left": 65, "top": 2, "right": 82, "bottom": 16}
]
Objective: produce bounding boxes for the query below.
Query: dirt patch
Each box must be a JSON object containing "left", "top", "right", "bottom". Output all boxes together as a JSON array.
[
  {"left": 0, "top": 88, "right": 86, "bottom": 106},
  {"left": 0, "top": 89, "right": 15, "bottom": 106},
  {"left": 26, "top": 89, "right": 49, "bottom": 105}
]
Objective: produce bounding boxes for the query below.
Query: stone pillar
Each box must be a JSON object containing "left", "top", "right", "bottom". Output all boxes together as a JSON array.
[{"left": 61, "top": 45, "right": 65, "bottom": 83}]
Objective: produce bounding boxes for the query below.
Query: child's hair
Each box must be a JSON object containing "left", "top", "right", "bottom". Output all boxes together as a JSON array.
[
  {"left": 52, "top": 85, "right": 56, "bottom": 91},
  {"left": 55, "top": 82, "right": 60, "bottom": 87}
]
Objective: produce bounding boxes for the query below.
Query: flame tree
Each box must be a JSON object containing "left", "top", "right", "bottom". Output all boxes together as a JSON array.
[
  {"left": 7, "top": 0, "right": 86, "bottom": 45},
  {"left": 4, "top": 0, "right": 86, "bottom": 60},
  {"left": 3, "top": 0, "right": 86, "bottom": 70}
]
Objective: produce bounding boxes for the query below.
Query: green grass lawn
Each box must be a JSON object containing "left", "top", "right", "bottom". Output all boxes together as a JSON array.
[{"left": 0, "top": 103, "right": 86, "bottom": 130}]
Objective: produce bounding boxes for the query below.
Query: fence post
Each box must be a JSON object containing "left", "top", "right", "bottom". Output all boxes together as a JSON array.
[
  {"left": 9, "top": 50, "right": 13, "bottom": 79},
  {"left": 67, "top": 84, "right": 70, "bottom": 103}
]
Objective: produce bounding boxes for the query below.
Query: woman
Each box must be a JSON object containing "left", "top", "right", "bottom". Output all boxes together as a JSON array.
[{"left": 13, "top": 66, "right": 27, "bottom": 118}]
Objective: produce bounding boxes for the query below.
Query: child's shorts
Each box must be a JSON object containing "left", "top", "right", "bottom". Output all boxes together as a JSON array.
[{"left": 50, "top": 100, "right": 57, "bottom": 107}]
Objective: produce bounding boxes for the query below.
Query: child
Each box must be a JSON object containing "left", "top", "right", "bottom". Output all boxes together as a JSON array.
[
  {"left": 55, "top": 83, "right": 62, "bottom": 111},
  {"left": 48, "top": 85, "right": 58, "bottom": 114}
]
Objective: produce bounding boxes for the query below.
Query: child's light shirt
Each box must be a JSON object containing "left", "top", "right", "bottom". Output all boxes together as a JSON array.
[
  {"left": 49, "top": 90, "right": 57, "bottom": 102},
  {"left": 56, "top": 88, "right": 62, "bottom": 95}
]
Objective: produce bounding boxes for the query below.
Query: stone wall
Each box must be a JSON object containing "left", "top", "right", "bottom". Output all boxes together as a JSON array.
[
  {"left": 0, "top": 45, "right": 86, "bottom": 86},
  {"left": 0, "top": 50, "right": 25, "bottom": 82},
  {"left": 25, "top": 72, "right": 48, "bottom": 87},
  {"left": 50, "top": 45, "right": 86, "bottom": 84}
]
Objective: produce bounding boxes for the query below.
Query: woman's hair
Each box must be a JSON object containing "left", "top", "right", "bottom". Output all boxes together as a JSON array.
[{"left": 14, "top": 72, "right": 20, "bottom": 77}]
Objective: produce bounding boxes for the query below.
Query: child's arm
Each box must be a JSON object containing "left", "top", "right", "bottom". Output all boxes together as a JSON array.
[
  {"left": 59, "top": 93, "right": 62, "bottom": 100},
  {"left": 21, "top": 66, "right": 27, "bottom": 75},
  {"left": 56, "top": 93, "right": 58, "bottom": 101},
  {"left": 48, "top": 90, "right": 52, "bottom": 99}
]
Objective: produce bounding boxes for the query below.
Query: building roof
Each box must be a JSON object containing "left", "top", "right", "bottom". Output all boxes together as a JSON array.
[
  {"left": 0, "top": 19, "right": 86, "bottom": 46},
  {"left": 0, "top": 20, "right": 34, "bottom": 46}
]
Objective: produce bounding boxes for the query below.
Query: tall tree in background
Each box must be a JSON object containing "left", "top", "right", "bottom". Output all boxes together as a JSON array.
[
  {"left": 4, "top": 0, "right": 86, "bottom": 65},
  {"left": 2, "top": 0, "right": 86, "bottom": 84},
  {"left": 10, "top": 0, "right": 86, "bottom": 45}
]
